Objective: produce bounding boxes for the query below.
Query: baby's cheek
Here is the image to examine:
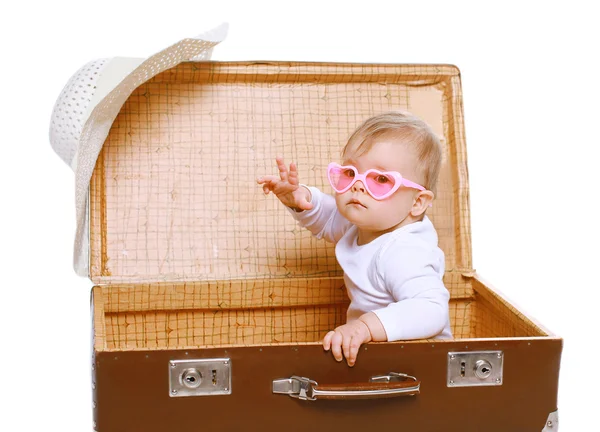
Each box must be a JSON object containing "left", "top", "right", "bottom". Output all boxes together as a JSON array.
[
  {"left": 335, "top": 193, "right": 356, "bottom": 219},
  {"left": 334, "top": 197, "right": 347, "bottom": 217},
  {"left": 376, "top": 199, "right": 412, "bottom": 227}
]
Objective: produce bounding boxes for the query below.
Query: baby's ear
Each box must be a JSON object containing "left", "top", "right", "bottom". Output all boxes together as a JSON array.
[{"left": 411, "top": 190, "right": 434, "bottom": 216}]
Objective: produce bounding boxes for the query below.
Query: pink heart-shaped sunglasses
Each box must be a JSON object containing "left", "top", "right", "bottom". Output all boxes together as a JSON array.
[{"left": 327, "top": 162, "right": 427, "bottom": 200}]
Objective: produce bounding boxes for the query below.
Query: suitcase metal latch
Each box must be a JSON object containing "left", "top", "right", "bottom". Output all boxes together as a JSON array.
[
  {"left": 169, "top": 358, "right": 231, "bottom": 397},
  {"left": 447, "top": 351, "right": 503, "bottom": 387}
]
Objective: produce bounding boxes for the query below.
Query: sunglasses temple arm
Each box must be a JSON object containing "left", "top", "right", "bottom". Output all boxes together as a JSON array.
[
  {"left": 401, "top": 179, "right": 433, "bottom": 207},
  {"left": 401, "top": 179, "right": 426, "bottom": 191}
]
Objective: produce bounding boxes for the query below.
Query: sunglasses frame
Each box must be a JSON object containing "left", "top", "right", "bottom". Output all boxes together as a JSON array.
[{"left": 327, "top": 162, "right": 426, "bottom": 201}]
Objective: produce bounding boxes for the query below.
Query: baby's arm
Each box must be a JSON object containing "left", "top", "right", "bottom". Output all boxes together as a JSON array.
[
  {"left": 257, "top": 157, "right": 351, "bottom": 243},
  {"left": 373, "top": 244, "right": 450, "bottom": 341}
]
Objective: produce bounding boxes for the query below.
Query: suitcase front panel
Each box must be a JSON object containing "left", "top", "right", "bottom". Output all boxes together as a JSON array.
[{"left": 94, "top": 339, "right": 561, "bottom": 431}]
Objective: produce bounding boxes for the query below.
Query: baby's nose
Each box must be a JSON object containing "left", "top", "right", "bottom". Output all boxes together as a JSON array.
[{"left": 352, "top": 180, "right": 366, "bottom": 193}]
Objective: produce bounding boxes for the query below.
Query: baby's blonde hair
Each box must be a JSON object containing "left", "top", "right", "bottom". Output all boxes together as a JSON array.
[{"left": 342, "top": 111, "right": 443, "bottom": 195}]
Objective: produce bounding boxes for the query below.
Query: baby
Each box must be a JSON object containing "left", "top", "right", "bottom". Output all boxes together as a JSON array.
[{"left": 257, "top": 111, "right": 452, "bottom": 367}]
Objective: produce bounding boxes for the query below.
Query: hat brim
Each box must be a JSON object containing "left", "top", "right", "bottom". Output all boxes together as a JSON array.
[{"left": 61, "top": 24, "right": 228, "bottom": 276}]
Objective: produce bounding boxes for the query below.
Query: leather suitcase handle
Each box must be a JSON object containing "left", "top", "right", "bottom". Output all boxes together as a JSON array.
[
  {"left": 314, "top": 380, "right": 420, "bottom": 400},
  {"left": 273, "top": 373, "right": 420, "bottom": 401}
]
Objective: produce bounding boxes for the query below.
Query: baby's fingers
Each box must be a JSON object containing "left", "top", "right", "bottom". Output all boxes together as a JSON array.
[
  {"left": 276, "top": 157, "right": 289, "bottom": 183},
  {"left": 346, "top": 337, "right": 361, "bottom": 367},
  {"left": 256, "top": 175, "right": 279, "bottom": 185},
  {"left": 323, "top": 331, "right": 335, "bottom": 351},
  {"left": 330, "top": 332, "right": 344, "bottom": 362},
  {"left": 257, "top": 175, "right": 279, "bottom": 195},
  {"left": 288, "top": 162, "right": 299, "bottom": 186}
]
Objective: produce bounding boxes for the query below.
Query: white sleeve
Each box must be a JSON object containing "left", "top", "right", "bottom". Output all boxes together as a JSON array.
[
  {"left": 371, "top": 242, "right": 450, "bottom": 341},
  {"left": 286, "top": 186, "right": 352, "bottom": 244}
]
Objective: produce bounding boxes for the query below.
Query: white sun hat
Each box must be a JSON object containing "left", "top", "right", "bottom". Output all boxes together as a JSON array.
[{"left": 49, "top": 23, "right": 229, "bottom": 277}]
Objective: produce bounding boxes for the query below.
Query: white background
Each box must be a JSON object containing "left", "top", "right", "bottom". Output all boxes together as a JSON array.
[{"left": 1, "top": 1, "right": 598, "bottom": 430}]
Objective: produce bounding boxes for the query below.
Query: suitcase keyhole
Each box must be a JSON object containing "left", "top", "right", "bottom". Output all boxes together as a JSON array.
[
  {"left": 474, "top": 360, "right": 492, "bottom": 379},
  {"left": 181, "top": 369, "right": 203, "bottom": 389}
]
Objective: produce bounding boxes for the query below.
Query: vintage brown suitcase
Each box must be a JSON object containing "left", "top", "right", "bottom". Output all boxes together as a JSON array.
[{"left": 73, "top": 58, "right": 561, "bottom": 431}]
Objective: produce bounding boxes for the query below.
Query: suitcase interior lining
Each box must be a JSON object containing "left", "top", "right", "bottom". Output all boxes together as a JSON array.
[
  {"left": 89, "top": 62, "right": 469, "bottom": 284},
  {"left": 93, "top": 275, "right": 548, "bottom": 352}
]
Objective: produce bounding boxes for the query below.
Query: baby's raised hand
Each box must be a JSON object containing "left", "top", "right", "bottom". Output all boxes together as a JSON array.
[
  {"left": 257, "top": 157, "right": 313, "bottom": 211},
  {"left": 323, "top": 320, "right": 372, "bottom": 367}
]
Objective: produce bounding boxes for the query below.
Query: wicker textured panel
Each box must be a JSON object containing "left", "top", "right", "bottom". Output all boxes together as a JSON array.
[
  {"left": 104, "top": 306, "right": 347, "bottom": 350},
  {"left": 471, "top": 299, "right": 544, "bottom": 338},
  {"left": 444, "top": 271, "right": 474, "bottom": 299},
  {"left": 92, "top": 287, "right": 106, "bottom": 352},
  {"left": 89, "top": 62, "right": 471, "bottom": 284},
  {"left": 451, "top": 297, "right": 473, "bottom": 339},
  {"left": 101, "top": 297, "right": 550, "bottom": 351},
  {"left": 101, "top": 299, "right": 475, "bottom": 351},
  {"left": 101, "top": 274, "right": 473, "bottom": 314},
  {"left": 102, "top": 278, "right": 348, "bottom": 313},
  {"left": 472, "top": 276, "right": 547, "bottom": 337},
  {"left": 96, "top": 275, "right": 552, "bottom": 351}
]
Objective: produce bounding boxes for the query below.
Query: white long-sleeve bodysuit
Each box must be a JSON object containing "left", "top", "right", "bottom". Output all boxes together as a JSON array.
[{"left": 289, "top": 186, "right": 453, "bottom": 341}]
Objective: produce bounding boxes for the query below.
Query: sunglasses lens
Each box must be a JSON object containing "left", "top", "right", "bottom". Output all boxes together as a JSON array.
[
  {"left": 366, "top": 172, "right": 397, "bottom": 197},
  {"left": 329, "top": 166, "right": 356, "bottom": 191}
]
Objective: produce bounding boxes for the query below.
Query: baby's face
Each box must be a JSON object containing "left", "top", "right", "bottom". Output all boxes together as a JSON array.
[{"left": 335, "top": 140, "right": 424, "bottom": 239}]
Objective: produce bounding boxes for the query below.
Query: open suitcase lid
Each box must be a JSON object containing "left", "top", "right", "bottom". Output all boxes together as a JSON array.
[{"left": 50, "top": 26, "right": 472, "bottom": 285}]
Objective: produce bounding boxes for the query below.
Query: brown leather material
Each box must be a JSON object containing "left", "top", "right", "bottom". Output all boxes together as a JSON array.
[{"left": 94, "top": 338, "right": 561, "bottom": 431}]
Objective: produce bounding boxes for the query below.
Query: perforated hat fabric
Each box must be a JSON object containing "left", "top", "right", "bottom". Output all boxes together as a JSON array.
[
  {"left": 50, "top": 59, "right": 110, "bottom": 169},
  {"left": 49, "top": 23, "right": 229, "bottom": 277}
]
